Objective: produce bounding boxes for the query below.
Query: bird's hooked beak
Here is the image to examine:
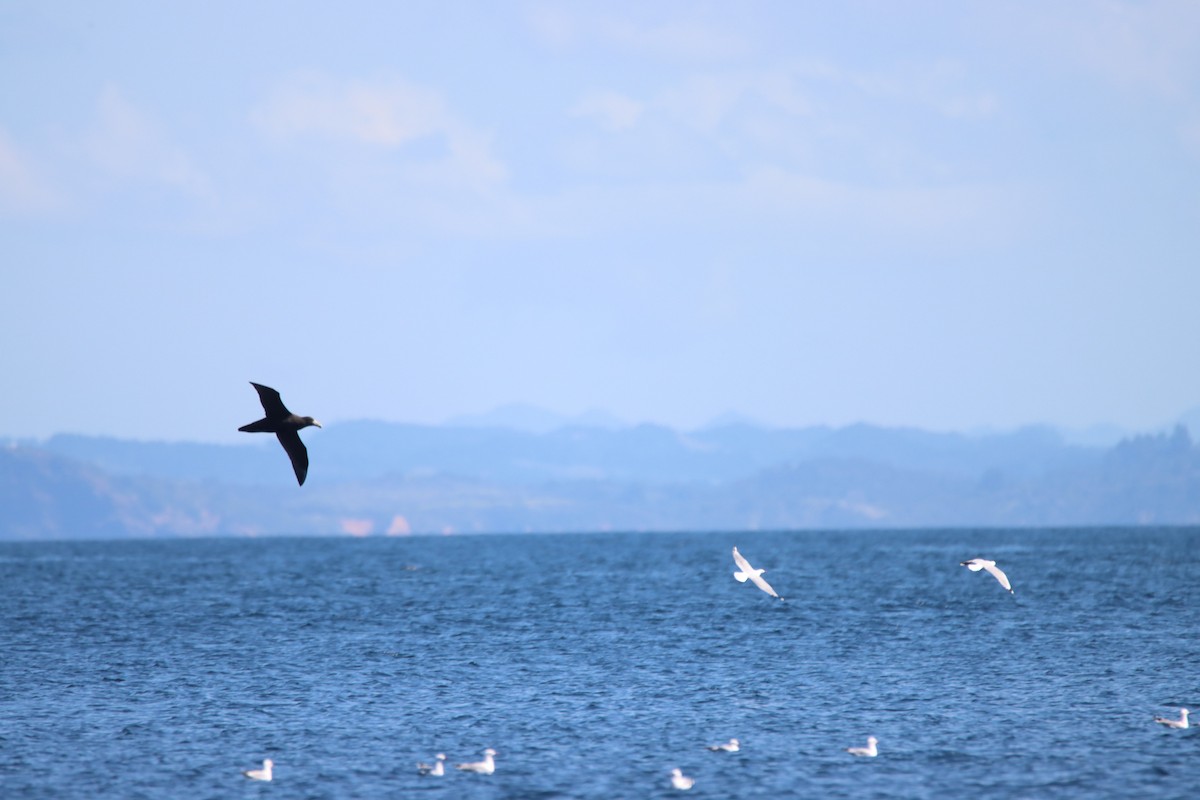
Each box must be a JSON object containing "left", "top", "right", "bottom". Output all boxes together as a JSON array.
[{"left": 311, "top": 419, "right": 323, "bottom": 428}]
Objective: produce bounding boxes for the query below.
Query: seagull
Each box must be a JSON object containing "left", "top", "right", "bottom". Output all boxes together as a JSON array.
[
  {"left": 239, "top": 382, "right": 321, "bottom": 485},
  {"left": 732, "top": 546, "right": 782, "bottom": 600},
  {"left": 455, "top": 748, "right": 497, "bottom": 774},
  {"left": 417, "top": 753, "right": 446, "bottom": 776},
  {"left": 242, "top": 758, "right": 273, "bottom": 781},
  {"left": 1154, "top": 708, "right": 1190, "bottom": 729},
  {"left": 846, "top": 736, "right": 878, "bottom": 757},
  {"left": 706, "top": 738, "right": 740, "bottom": 752},
  {"left": 960, "top": 558, "right": 1013, "bottom": 593},
  {"left": 670, "top": 767, "right": 695, "bottom": 790}
]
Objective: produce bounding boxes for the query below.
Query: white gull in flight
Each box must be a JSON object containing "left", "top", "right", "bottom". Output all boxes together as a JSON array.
[
  {"left": 960, "top": 558, "right": 1013, "bottom": 593},
  {"left": 417, "top": 753, "right": 446, "bottom": 776},
  {"left": 455, "top": 748, "right": 497, "bottom": 774},
  {"left": 732, "top": 547, "right": 782, "bottom": 600},
  {"left": 670, "top": 767, "right": 695, "bottom": 790},
  {"left": 1154, "top": 708, "right": 1189, "bottom": 729},
  {"left": 242, "top": 759, "right": 273, "bottom": 781},
  {"left": 706, "top": 738, "right": 740, "bottom": 752},
  {"left": 846, "top": 736, "right": 878, "bottom": 757}
]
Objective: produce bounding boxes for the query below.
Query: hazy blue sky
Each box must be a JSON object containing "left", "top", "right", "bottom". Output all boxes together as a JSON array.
[{"left": 3, "top": 2, "right": 1198, "bottom": 441}]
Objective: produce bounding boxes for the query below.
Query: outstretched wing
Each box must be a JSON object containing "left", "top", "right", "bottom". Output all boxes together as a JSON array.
[
  {"left": 748, "top": 571, "right": 779, "bottom": 598},
  {"left": 981, "top": 562, "right": 1013, "bottom": 593},
  {"left": 276, "top": 430, "right": 309, "bottom": 485},
  {"left": 250, "top": 382, "right": 291, "bottom": 419},
  {"left": 732, "top": 546, "right": 753, "bottom": 573}
]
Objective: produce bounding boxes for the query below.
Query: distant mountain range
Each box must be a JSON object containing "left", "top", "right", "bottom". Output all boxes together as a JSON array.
[
  {"left": 25, "top": 421, "right": 1100, "bottom": 488},
  {"left": 443, "top": 403, "right": 628, "bottom": 433},
  {"left": 2, "top": 420, "right": 1199, "bottom": 540}
]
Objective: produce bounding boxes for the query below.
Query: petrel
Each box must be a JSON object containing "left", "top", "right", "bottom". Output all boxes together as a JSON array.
[{"left": 238, "top": 382, "right": 321, "bottom": 485}]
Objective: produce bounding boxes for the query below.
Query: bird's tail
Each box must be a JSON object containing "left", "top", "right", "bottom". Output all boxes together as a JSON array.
[{"left": 733, "top": 571, "right": 750, "bottom": 582}]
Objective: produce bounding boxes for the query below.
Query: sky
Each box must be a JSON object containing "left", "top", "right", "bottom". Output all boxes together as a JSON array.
[{"left": 2, "top": 1, "right": 1199, "bottom": 442}]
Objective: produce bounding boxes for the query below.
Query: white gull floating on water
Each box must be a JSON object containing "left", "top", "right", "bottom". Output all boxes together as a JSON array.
[
  {"left": 417, "top": 753, "right": 446, "bottom": 776},
  {"left": 242, "top": 759, "right": 273, "bottom": 781},
  {"left": 846, "top": 737, "right": 878, "bottom": 757},
  {"left": 670, "top": 767, "right": 695, "bottom": 790},
  {"left": 960, "top": 558, "right": 1013, "bottom": 593},
  {"left": 455, "top": 748, "right": 497, "bottom": 774},
  {"left": 706, "top": 738, "right": 740, "bottom": 752},
  {"left": 732, "top": 547, "right": 782, "bottom": 600},
  {"left": 1154, "top": 708, "right": 1189, "bottom": 729}
]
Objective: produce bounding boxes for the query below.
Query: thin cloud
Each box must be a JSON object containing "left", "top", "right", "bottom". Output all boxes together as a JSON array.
[
  {"left": 570, "top": 90, "right": 644, "bottom": 131},
  {"left": 253, "top": 74, "right": 507, "bottom": 188},
  {"left": 83, "top": 86, "right": 213, "bottom": 198},
  {"left": 1181, "top": 118, "right": 1200, "bottom": 160},
  {"left": 836, "top": 59, "right": 1001, "bottom": 120},
  {"left": 0, "top": 128, "right": 59, "bottom": 214},
  {"left": 521, "top": 165, "right": 1032, "bottom": 252},
  {"left": 558, "top": 57, "right": 996, "bottom": 190},
  {"left": 660, "top": 70, "right": 811, "bottom": 133},
  {"left": 527, "top": 5, "right": 747, "bottom": 59},
  {"left": 602, "top": 17, "right": 749, "bottom": 60},
  {"left": 1023, "top": 0, "right": 1200, "bottom": 99},
  {"left": 254, "top": 75, "right": 447, "bottom": 146},
  {"left": 734, "top": 166, "right": 1027, "bottom": 241}
]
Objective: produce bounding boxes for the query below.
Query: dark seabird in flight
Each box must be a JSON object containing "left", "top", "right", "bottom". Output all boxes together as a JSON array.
[{"left": 238, "top": 382, "right": 321, "bottom": 485}]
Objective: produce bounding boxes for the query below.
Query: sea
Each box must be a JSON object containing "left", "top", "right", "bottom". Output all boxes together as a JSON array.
[{"left": 1, "top": 528, "right": 1197, "bottom": 799}]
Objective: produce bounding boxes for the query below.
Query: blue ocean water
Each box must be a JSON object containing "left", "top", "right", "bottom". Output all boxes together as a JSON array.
[{"left": 1, "top": 528, "right": 1197, "bottom": 799}]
